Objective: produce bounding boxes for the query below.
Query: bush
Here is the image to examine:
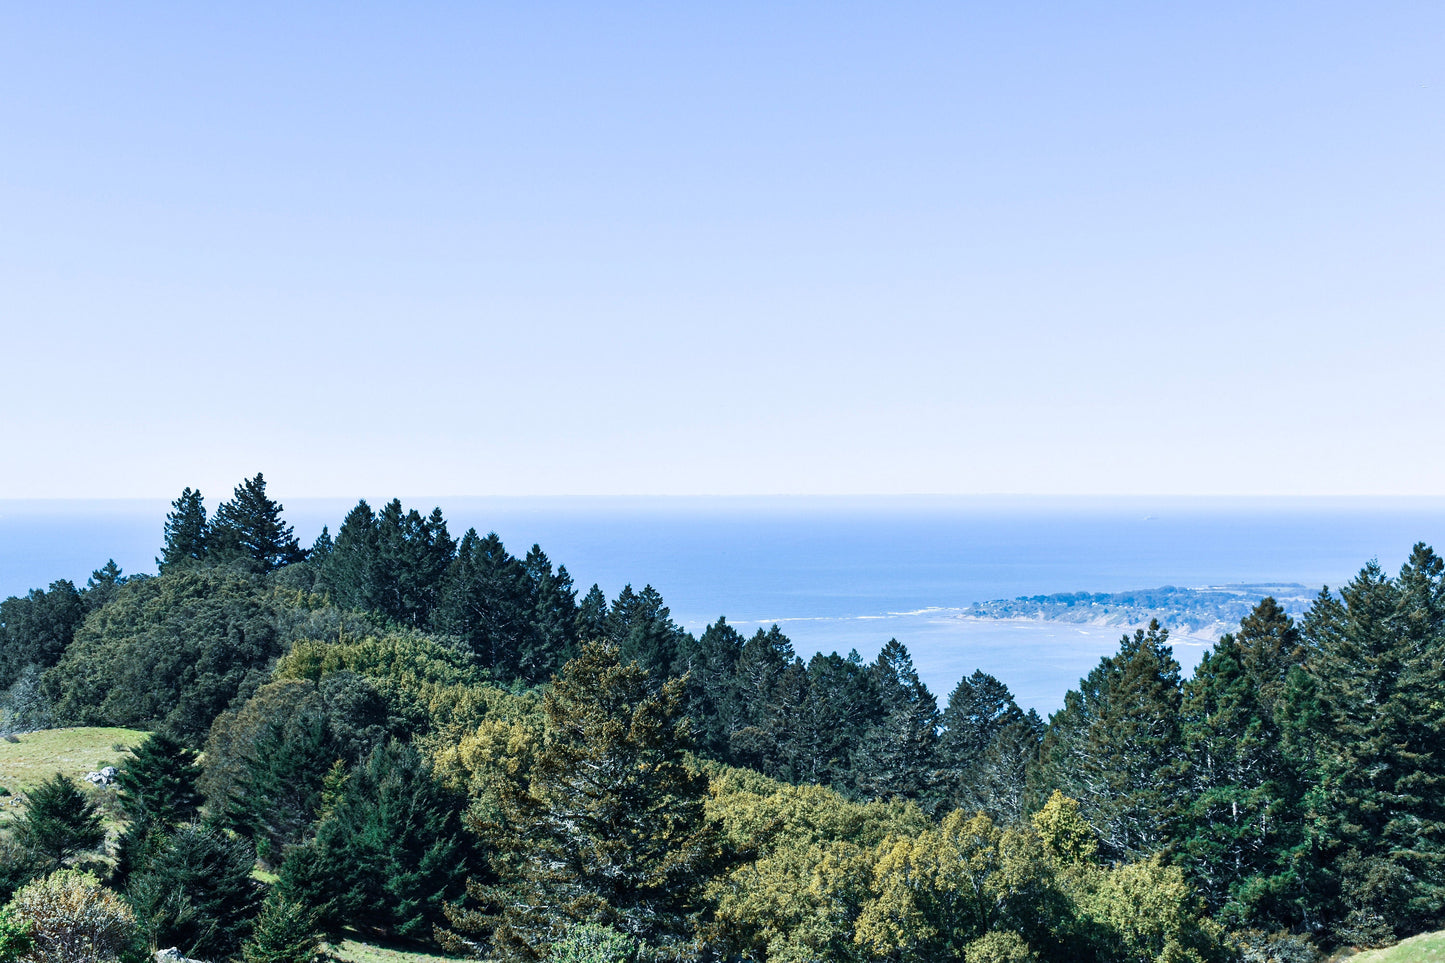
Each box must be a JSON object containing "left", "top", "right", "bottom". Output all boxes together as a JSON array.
[
  {"left": 3, "top": 870, "right": 139, "bottom": 963},
  {"left": 241, "top": 895, "right": 322, "bottom": 963},
  {"left": 0, "top": 908, "right": 32, "bottom": 963},
  {"left": 964, "top": 931, "right": 1037, "bottom": 963},
  {"left": 1230, "top": 929, "right": 1321, "bottom": 963},
  {"left": 549, "top": 923, "right": 640, "bottom": 963}
]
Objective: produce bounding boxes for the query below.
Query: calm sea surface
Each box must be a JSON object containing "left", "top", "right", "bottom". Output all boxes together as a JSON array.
[{"left": 4, "top": 496, "right": 1445, "bottom": 714}]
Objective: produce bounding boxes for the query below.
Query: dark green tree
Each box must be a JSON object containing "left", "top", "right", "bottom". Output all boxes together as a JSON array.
[
  {"left": 12, "top": 772, "right": 105, "bottom": 870},
  {"left": 277, "top": 741, "right": 471, "bottom": 939},
  {"left": 209, "top": 473, "right": 305, "bottom": 572},
  {"left": 938, "top": 670, "right": 1040, "bottom": 821},
  {"left": 676, "top": 618, "right": 746, "bottom": 760},
  {"left": 574, "top": 584, "right": 610, "bottom": 643},
  {"left": 0, "top": 580, "right": 86, "bottom": 691},
  {"left": 241, "top": 894, "right": 322, "bottom": 963},
  {"left": 434, "top": 529, "right": 535, "bottom": 681},
  {"left": 443, "top": 642, "right": 718, "bottom": 961},
  {"left": 116, "top": 732, "right": 204, "bottom": 827},
  {"left": 609, "top": 584, "right": 688, "bottom": 683},
  {"left": 127, "top": 823, "right": 262, "bottom": 960},
  {"left": 321, "top": 501, "right": 379, "bottom": 612},
  {"left": 371, "top": 500, "right": 456, "bottom": 629},
  {"left": 158, "top": 487, "right": 208, "bottom": 572},
  {"left": 224, "top": 712, "right": 337, "bottom": 866},
  {"left": 1034, "top": 620, "right": 1184, "bottom": 860},
  {"left": 849, "top": 639, "right": 940, "bottom": 804}
]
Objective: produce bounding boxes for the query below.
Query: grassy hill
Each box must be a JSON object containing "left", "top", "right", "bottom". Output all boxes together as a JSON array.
[
  {"left": 1342, "top": 931, "right": 1445, "bottom": 962},
  {"left": 0, "top": 726, "right": 148, "bottom": 822}
]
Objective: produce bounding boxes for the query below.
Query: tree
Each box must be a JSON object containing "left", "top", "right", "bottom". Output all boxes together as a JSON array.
[
  {"left": 443, "top": 642, "right": 718, "bottom": 961},
  {"left": 278, "top": 741, "right": 471, "bottom": 939},
  {"left": 115, "top": 732, "right": 203, "bottom": 827},
  {"left": 158, "top": 487, "right": 208, "bottom": 572},
  {"left": 241, "top": 895, "right": 322, "bottom": 963},
  {"left": 1033, "top": 621, "right": 1183, "bottom": 860},
  {"left": 938, "top": 671, "right": 1041, "bottom": 824},
  {"left": 209, "top": 473, "right": 305, "bottom": 572},
  {"left": 0, "top": 580, "right": 86, "bottom": 691},
  {"left": 548, "top": 923, "right": 640, "bottom": 963},
  {"left": 126, "top": 824, "right": 262, "bottom": 960},
  {"left": 1174, "top": 598, "right": 1308, "bottom": 928},
  {"left": 12, "top": 774, "right": 104, "bottom": 872},
  {"left": 433, "top": 529, "right": 536, "bottom": 682},
  {"left": 850, "top": 639, "right": 940, "bottom": 804}
]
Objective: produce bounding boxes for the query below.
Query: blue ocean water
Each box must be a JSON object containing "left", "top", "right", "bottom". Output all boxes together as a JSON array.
[{"left": 4, "top": 496, "right": 1445, "bottom": 714}]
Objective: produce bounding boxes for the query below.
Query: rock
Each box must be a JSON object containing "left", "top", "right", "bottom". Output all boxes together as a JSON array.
[
  {"left": 83, "top": 766, "right": 120, "bottom": 787},
  {"left": 156, "top": 949, "right": 206, "bottom": 963}
]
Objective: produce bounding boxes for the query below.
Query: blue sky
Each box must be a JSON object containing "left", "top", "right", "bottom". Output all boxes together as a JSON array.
[{"left": 2, "top": 3, "right": 1442, "bottom": 498}]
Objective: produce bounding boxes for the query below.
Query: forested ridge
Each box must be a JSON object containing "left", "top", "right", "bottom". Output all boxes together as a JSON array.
[{"left": 2, "top": 474, "right": 1443, "bottom": 963}]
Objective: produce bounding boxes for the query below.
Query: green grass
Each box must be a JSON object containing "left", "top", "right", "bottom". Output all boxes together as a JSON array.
[
  {"left": 329, "top": 939, "right": 462, "bottom": 963},
  {"left": 0, "top": 727, "right": 149, "bottom": 821},
  {"left": 1343, "top": 931, "right": 1445, "bottom": 962}
]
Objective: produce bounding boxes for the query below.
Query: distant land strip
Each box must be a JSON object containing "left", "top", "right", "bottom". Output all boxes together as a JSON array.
[{"left": 962, "top": 583, "right": 1321, "bottom": 637}]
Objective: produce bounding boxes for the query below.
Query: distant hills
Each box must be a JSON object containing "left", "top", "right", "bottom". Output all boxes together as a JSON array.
[{"left": 962, "top": 583, "right": 1322, "bottom": 637}]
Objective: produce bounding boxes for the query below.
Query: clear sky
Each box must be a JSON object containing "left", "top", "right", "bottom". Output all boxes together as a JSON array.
[{"left": 2, "top": 3, "right": 1442, "bottom": 499}]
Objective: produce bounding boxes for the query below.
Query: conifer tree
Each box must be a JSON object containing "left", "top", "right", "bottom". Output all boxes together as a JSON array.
[
  {"left": 322, "top": 500, "right": 379, "bottom": 612},
  {"left": 850, "top": 639, "right": 940, "bottom": 804},
  {"left": 434, "top": 529, "right": 536, "bottom": 681},
  {"left": 1035, "top": 621, "right": 1183, "bottom": 859},
  {"left": 937, "top": 671, "right": 1040, "bottom": 822},
  {"left": 209, "top": 473, "right": 305, "bottom": 572},
  {"left": 115, "top": 731, "right": 204, "bottom": 827},
  {"left": 444, "top": 642, "right": 718, "bottom": 961},
  {"left": 609, "top": 584, "right": 687, "bottom": 682},
  {"left": 13, "top": 773, "right": 105, "bottom": 870},
  {"left": 676, "top": 617, "right": 746, "bottom": 759},
  {"left": 574, "top": 584, "right": 610, "bottom": 643},
  {"left": 126, "top": 823, "right": 262, "bottom": 960},
  {"left": 158, "top": 486, "right": 208, "bottom": 572}
]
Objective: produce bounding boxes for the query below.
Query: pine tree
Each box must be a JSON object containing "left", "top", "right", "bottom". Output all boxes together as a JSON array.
[
  {"left": 443, "top": 642, "right": 718, "bottom": 961},
  {"left": 278, "top": 741, "right": 471, "bottom": 939},
  {"left": 126, "top": 823, "right": 262, "bottom": 960},
  {"left": 609, "top": 585, "right": 686, "bottom": 682},
  {"left": 850, "top": 639, "right": 940, "bottom": 804},
  {"left": 13, "top": 773, "right": 105, "bottom": 870},
  {"left": 937, "top": 671, "right": 1040, "bottom": 822},
  {"left": 370, "top": 500, "right": 456, "bottom": 628},
  {"left": 575, "top": 585, "right": 610, "bottom": 644},
  {"left": 241, "top": 894, "right": 322, "bottom": 963},
  {"left": 1035, "top": 621, "right": 1183, "bottom": 860},
  {"left": 209, "top": 473, "right": 305, "bottom": 572},
  {"left": 433, "top": 529, "right": 536, "bottom": 681},
  {"left": 158, "top": 487, "right": 208, "bottom": 572},
  {"left": 115, "top": 731, "right": 204, "bottom": 827},
  {"left": 322, "top": 500, "right": 379, "bottom": 612}
]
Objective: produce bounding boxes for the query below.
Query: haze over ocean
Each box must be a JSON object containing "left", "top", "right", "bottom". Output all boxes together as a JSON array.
[{"left": 5, "top": 496, "right": 1444, "bottom": 713}]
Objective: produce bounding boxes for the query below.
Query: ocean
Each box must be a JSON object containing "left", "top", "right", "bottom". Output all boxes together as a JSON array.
[{"left": 4, "top": 496, "right": 1445, "bottom": 715}]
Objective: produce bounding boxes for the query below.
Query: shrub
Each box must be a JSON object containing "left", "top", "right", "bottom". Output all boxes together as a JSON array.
[
  {"left": 549, "top": 923, "right": 640, "bottom": 963},
  {"left": 3, "top": 870, "right": 139, "bottom": 963}
]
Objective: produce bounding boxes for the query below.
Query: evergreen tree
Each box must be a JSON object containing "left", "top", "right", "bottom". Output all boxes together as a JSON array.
[
  {"left": 115, "top": 731, "right": 204, "bottom": 827},
  {"left": 209, "top": 473, "right": 305, "bottom": 572},
  {"left": 370, "top": 500, "right": 456, "bottom": 629},
  {"left": 1300, "top": 548, "right": 1445, "bottom": 941},
  {"left": 83, "top": 559, "right": 127, "bottom": 611},
  {"left": 727, "top": 626, "right": 799, "bottom": 774},
  {"left": 523, "top": 546, "right": 580, "bottom": 678},
  {"left": 1034, "top": 621, "right": 1183, "bottom": 860},
  {"left": 158, "top": 487, "right": 208, "bottom": 572},
  {"left": 575, "top": 584, "right": 610, "bottom": 644},
  {"left": 278, "top": 741, "right": 471, "bottom": 939},
  {"left": 0, "top": 580, "right": 86, "bottom": 691},
  {"left": 434, "top": 529, "right": 536, "bottom": 681},
  {"left": 225, "top": 713, "right": 337, "bottom": 866},
  {"left": 796, "top": 649, "right": 879, "bottom": 790},
  {"left": 241, "top": 895, "right": 322, "bottom": 963},
  {"left": 322, "top": 500, "right": 379, "bottom": 612},
  {"left": 1174, "top": 598, "right": 1308, "bottom": 927},
  {"left": 12, "top": 773, "right": 105, "bottom": 870},
  {"left": 308, "top": 526, "right": 333, "bottom": 566},
  {"left": 676, "top": 618, "right": 746, "bottom": 759},
  {"left": 608, "top": 584, "right": 687, "bottom": 683},
  {"left": 937, "top": 671, "right": 1040, "bottom": 822},
  {"left": 444, "top": 642, "right": 718, "bottom": 961},
  {"left": 127, "top": 823, "right": 262, "bottom": 960},
  {"left": 849, "top": 639, "right": 940, "bottom": 804}
]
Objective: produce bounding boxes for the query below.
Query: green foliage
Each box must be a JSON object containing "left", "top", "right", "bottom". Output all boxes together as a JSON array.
[
  {"left": 277, "top": 741, "right": 471, "bottom": 940},
  {"left": 850, "top": 639, "right": 941, "bottom": 804},
  {"left": 443, "top": 642, "right": 718, "bottom": 961},
  {"left": 939, "top": 671, "right": 1043, "bottom": 824},
  {"left": 0, "top": 580, "right": 85, "bottom": 693},
  {"left": 0, "top": 908, "right": 32, "bottom": 963},
  {"left": 12, "top": 773, "right": 104, "bottom": 871},
  {"left": 158, "top": 487, "right": 208, "bottom": 573},
  {"left": 126, "top": 823, "right": 262, "bottom": 960},
  {"left": 115, "top": 731, "right": 203, "bottom": 827},
  {"left": 208, "top": 473, "right": 306, "bottom": 572},
  {"left": 43, "top": 568, "right": 305, "bottom": 740},
  {"left": 547, "top": 923, "right": 640, "bottom": 963},
  {"left": 3, "top": 870, "right": 140, "bottom": 963},
  {"left": 1034, "top": 620, "right": 1183, "bottom": 860},
  {"left": 241, "top": 894, "right": 322, "bottom": 963}
]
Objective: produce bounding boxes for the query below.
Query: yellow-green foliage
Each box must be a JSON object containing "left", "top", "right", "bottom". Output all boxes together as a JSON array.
[
  {"left": 275, "top": 633, "right": 505, "bottom": 741},
  {"left": 854, "top": 811, "right": 1046, "bottom": 961},
  {"left": 328, "top": 939, "right": 461, "bottom": 963},
  {"left": 430, "top": 711, "right": 544, "bottom": 821},
  {"left": 1062, "top": 854, "right": 1226, "bottom": 963},
  {"left": 4, "top": 870, "right": 138, "bottom": 963},
  {"left": 704, "top": 765, "right": 929, "bottom": 962},
  {"left": 1031, "top": 790, "right": 1098, "bottom": 864},
  {"left": 0, "top": 727, "right": 145, "bottom": 799}
]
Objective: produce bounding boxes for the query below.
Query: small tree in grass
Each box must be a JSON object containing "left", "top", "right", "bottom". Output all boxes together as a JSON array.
[
  {"left": 13, "top": 774, "right": 105, "bottom": 872},
  {"left": 116, "top": 732, "right": 204, "bottom": 827},
  {"left": 241, "top": 894, "right": 322, "bottom": 963}
]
